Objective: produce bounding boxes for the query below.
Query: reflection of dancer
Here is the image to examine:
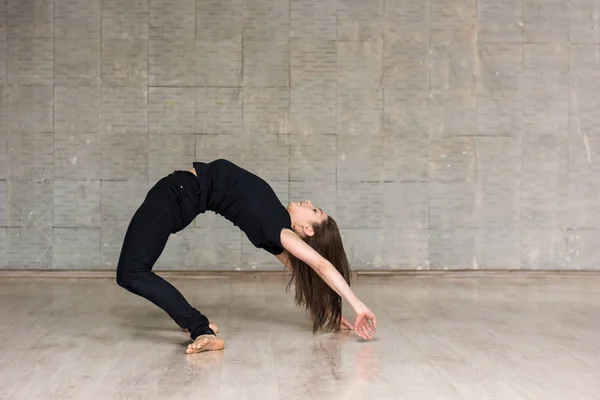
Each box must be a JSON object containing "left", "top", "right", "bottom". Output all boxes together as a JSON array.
[
  {"left": 116, "top": 159, "right": 377, "bottom": 353},
  {"left": 284, "top": 332, "right": 380, "bottom": 396},
  {"left": 326, "top": 334, "right": 381, "bottom": 394}
]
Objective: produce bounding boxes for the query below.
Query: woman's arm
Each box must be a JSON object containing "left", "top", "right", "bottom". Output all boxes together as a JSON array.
[{"left": 279, "top": 229, "right": 377, "bottom": 339}]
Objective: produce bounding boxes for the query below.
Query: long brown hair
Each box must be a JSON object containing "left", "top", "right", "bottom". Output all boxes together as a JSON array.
[{"left": 286, "top": 216, "right": 352, "bottom": 333}]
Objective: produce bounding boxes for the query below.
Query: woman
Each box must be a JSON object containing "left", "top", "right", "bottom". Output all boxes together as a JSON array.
[{"left": 116, "top": 159, "right": 377, "bottom": 354}]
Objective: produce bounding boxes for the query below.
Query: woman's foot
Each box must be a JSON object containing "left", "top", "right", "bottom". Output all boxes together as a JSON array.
[{"left": 185, "top": 335, "right": 225, "bottom": 354}]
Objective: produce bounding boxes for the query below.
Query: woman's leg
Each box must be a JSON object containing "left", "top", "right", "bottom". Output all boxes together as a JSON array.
[{"left": 115, "top": 182, "right": 215, "bottom": 340}]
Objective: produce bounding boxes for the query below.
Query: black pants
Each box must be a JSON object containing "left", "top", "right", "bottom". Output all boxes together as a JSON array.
[{"left": 116, "top": 170, "right": 214, "bottom": 340}]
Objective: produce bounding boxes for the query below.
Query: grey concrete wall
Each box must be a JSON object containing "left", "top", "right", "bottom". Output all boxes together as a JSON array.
[{"left": 0, "top": 0, "right": 599, "bottom": 271}]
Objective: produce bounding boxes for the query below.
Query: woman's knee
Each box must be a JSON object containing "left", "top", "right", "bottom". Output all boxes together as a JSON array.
[
  {"left": 116, "top": 260, "right": 152, "bottom": 291},
  {"left": 116, "top": 258, "right": 140, "bottom": 289},
  {"left": 116, "top": 264, "right": 131, "bottom": 289}
]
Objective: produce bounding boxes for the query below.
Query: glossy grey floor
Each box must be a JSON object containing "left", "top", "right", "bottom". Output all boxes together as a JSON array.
[{"left": 0, "top": 275, "right": 599, "bottom": 400}]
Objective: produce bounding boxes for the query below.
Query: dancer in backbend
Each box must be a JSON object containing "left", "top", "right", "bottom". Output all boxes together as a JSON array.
[{"left": 116, "top": 159, "right": 377, "bottom": 354}]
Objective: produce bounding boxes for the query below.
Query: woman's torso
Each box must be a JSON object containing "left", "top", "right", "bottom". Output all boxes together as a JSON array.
[{"left": 190, "top": 159, "right": 291, "bottom": 255}]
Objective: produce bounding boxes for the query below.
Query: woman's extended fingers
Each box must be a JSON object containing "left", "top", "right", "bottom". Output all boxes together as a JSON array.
[
  {"left": 366, "top": 320, "right": 376, "bottom": 335},
  {"left": 356, "top": 326, "right": 365, "bottom": 339},
  {"left": 355, "top": 323, "right": 363, "bottom": 339},
  {"left": 363, "top": 325, "right": 373, "bottom": 340},
  {"left": 366, "top": 311, "right": 377, "bottom": 333},
  {"left": 357, "top": 322, "right": 372, "bottom": 340}
]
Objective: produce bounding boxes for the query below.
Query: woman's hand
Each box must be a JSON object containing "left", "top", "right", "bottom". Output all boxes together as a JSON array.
[
  {"left": 340, "top": 316, "right": 354, "bottom": 330},
  {"left": 353, "top": 305, "right": 377, "bottom": 340}
]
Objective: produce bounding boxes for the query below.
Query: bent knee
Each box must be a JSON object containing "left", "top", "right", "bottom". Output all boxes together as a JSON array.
[
  {"left": 116, "top": 262, "right": 137, "bottom": 289},
  {"left": 116, "top": 268, "right": 130, "bottom": 289},
  {"left": 116, "top": 261, "right": 151, "bottom": 290}
]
